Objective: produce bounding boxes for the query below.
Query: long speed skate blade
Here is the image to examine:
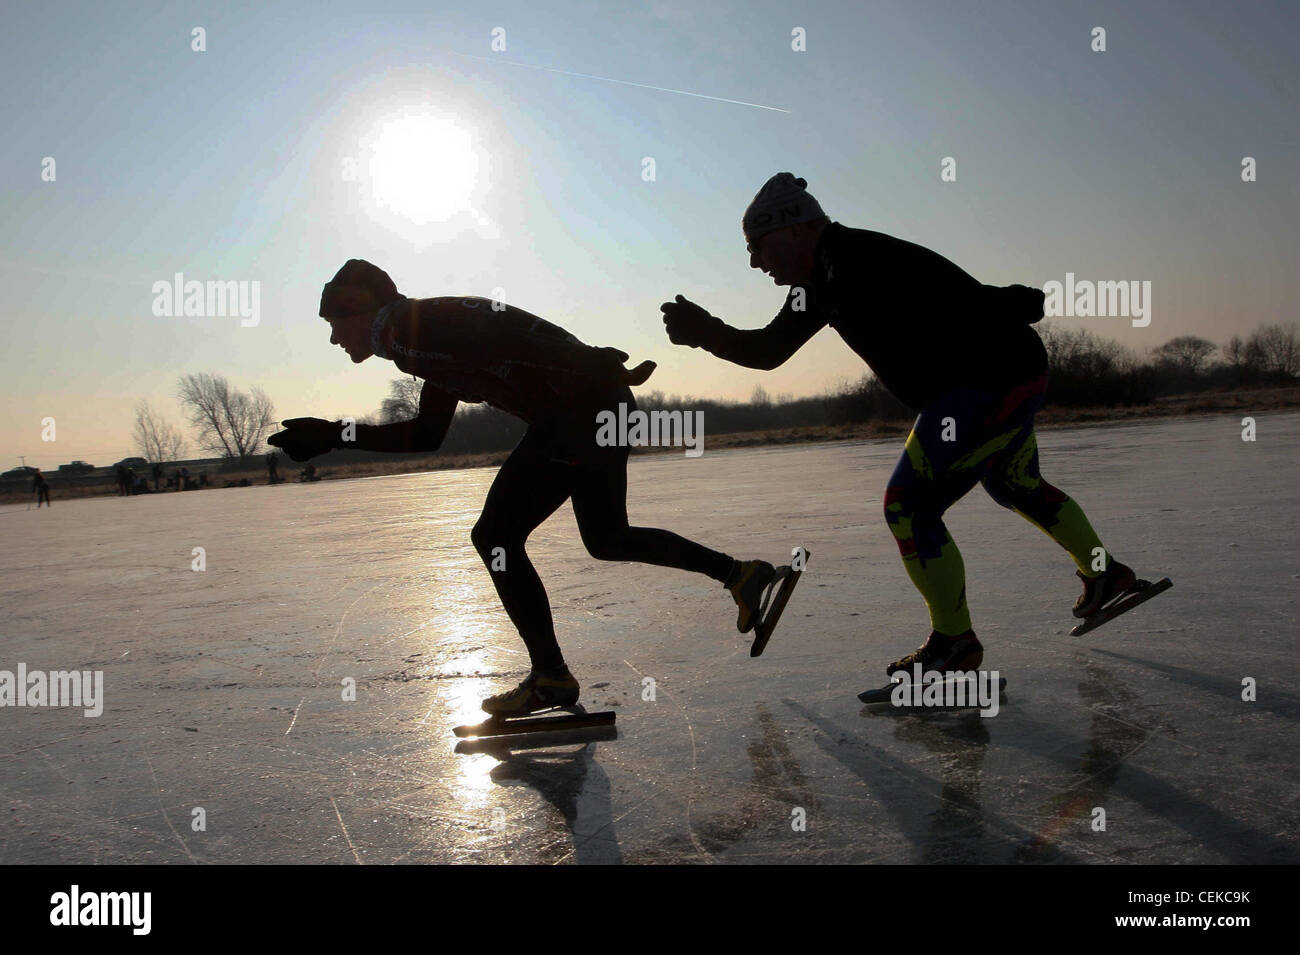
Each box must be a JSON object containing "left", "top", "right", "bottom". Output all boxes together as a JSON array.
[
  {"left": 455, "top": 724, "right": 618, "bottom": 754},
  {"left": 453, "top": 710, "right": 616, "bottom": 739},
  {"left": 1069, "top": 577, "right": 1172, "bottom": 636},
  {"left": 750, "top": 551, "right": 810, "bottom": 658}
]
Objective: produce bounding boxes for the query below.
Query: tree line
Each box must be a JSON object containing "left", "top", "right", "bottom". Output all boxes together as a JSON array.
[
  {"left": 131, "top": 373, "right": 275, "bottom": 468},
  {"left": 136, "top": 321, "right": 1298, "bottom": 467},
  {"left": 409, "top": 321, "right": 1300, "bottom": 445}
]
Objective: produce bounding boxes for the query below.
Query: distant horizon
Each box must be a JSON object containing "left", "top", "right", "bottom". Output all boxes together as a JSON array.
[{"left": 7, "top": 310, "right": 1293, "bottom": 474}]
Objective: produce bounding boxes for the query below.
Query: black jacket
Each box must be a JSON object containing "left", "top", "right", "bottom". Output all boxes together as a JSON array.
[
  {"left": 378, "top": 296, "right": 634, "bottom": 425},
  {"left": 699, "top": 222, "right": 1048, "bottom": 411}
]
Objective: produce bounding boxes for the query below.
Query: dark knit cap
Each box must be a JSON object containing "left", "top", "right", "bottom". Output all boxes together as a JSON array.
[{"left": 319, "top": 259, "right": 401, "bottom": 318}]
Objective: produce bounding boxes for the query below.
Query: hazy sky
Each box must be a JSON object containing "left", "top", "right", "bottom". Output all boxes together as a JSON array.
[{"left": 2, "top": 0, "right": 1296, "bottom": 468}]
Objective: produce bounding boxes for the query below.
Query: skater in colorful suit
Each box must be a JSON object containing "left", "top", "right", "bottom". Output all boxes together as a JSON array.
[{"left": 662, "top": 173, "right": 1147, "bottom": 677}]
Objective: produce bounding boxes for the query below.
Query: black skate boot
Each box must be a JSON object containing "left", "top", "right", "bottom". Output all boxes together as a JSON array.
[
  {"left": 725, "top": 559, "right": 777, "bottom": 634},
  {"left": 886, "top": 629, "right": 984, "bottom": 678},
  {"left": 1073, "top": 560, "right": 1137, "bottom": 619},
  {"left": 481, "top": 666, "right": 580, "bottom": 717}
]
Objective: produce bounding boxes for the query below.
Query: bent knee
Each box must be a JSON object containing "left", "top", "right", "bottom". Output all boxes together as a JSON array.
[
  {"left": 580, "top": 526, "right": 631, "bottom": 562},
  {"left": 883, "top": 484, "right": 931, "bottom": 537},
  {"left": 982, "top": 475, "right": 1046, "bottom": 510},
  {"left": 471, "top": 520, "right": 524, "bottom": 558},
  {"left": 883, "top": 485, "right": 908, "bottom": 524},
  {"left": 582, "top": 537, "right": 626, "bottom": 562},
  {"left": 981, "top": 479, "right": 1019, "bottom": 510}
]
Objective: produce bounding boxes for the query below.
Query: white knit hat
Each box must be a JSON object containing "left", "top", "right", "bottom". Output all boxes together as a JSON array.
[{"left": 742, "top": 172, "right": 826, "bottom": 241}]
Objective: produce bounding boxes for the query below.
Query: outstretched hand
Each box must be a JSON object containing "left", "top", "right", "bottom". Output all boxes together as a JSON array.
[
  {"left": 660, "top": 294, "right": 717, "bottom": 348},
  {"left": 267, "top": 417, "right": 340, "bottom": 462}
]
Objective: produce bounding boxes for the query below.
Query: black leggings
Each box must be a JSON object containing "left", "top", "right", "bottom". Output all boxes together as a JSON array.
[{"left": 471, "top": 404, "right": 733, "bottom": 671}]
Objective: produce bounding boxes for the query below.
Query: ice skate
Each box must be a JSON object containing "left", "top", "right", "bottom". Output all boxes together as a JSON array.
[
  {"left": 1069, "top": 563, "right": 1173, "bottom": 637},
  {"left": 726, "top": 559, "right": 777, "bottom": 634},
  {"left": 1073, "top": 560, "right": 1138, "bottom": 618},
  {"left": 480, "top": 667, "right": 580, "bottom": 717},
  {"left": 453, "top": 667, "right": 615, "bottom": 740},
  {"left": 858, "top": 630, "right": 994, "bottom": 705},
  {"left": 885, "top": 629, "right": 984, "bottom": 677}
]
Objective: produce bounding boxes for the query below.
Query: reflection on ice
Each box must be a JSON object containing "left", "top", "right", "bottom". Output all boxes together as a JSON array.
[{"left": 2, "top": 416, "right": 1297, "bottom": 863}]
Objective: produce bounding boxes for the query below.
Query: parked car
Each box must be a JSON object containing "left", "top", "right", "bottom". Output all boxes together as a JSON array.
[
  {"left": 1, "top": 466, "right": 40, "bottom": 481},
  {"left": 58, "top": 460, "right": 95, "bottom": 474},
  {"left": 114, "top": 457, "right": 149, "bottom": 470}
]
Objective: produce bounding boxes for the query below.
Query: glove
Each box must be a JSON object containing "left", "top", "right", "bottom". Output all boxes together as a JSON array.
[
  {"left": 573, "top": 346, "right": 657, "bottom": 386},
  {"left": 624, "top": 359, "right": 656, "bottom": 385},
  {"left": 267, "top": 417, "right": 342, "bottom": 462},
  {"left": 660, "top": 295, "right": 722, "bottom": 348},
  {"left": 982, "top": 284, "right": 1046, "bottom": 325}
]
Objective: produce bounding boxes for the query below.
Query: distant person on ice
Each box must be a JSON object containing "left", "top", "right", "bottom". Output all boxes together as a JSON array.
[
  {"left": 661, "top": 172, "right": 1139, "bottom": 677},
  {"left": 270, "top": 259, "right": 780, "bottom": 716},
  {"left": 31, "top": 468, "right": 50, "bottom": 508}
]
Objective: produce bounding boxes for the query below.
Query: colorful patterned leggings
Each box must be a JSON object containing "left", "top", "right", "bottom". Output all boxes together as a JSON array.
[{"left": 883, "top": 374, "right": 1106, "bottom": 635}]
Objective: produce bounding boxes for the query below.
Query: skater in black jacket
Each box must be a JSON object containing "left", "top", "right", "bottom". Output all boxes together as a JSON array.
[{"left": 272, "top": 259, "right": 781, "bottom": 717}]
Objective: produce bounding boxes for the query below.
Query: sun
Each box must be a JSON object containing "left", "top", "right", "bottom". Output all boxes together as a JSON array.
[{"left": 366, "top": 109, "right": 479, "bottom": 225}]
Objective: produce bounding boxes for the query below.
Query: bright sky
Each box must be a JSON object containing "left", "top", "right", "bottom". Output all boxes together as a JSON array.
[{"left": 2, "top": 0, "right": 1296, "bottom": 468}]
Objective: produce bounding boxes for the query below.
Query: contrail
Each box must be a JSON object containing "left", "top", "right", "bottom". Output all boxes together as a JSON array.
[
  {"left": 441, "top": 50, "right": 790, "bottom": 113},
  {"left": 0, "top": 257, "right": 155, "bottom": 288}
]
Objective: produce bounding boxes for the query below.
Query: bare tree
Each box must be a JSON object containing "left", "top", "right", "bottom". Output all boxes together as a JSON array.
[
  {"left": 1224, "top": 335, "right": 1254, "bottom": 372},
  {"left": 380, "top": 377, "right": 423, "bottom": 423},
  {"left": 133, "top": 401, "right": 187, "bottom": 463},
  {"left": 1250, "top": 322, "right": 1300, "bottom": 377},
  {"left": 1038, "top": 324, "right": 1132, "bottom": 377},
  {"left": 177, "top": 373, "right": 276, "bottom": 462},
  {"left": 1153, "top": 335, "right": 1216, "bottom": 375}
]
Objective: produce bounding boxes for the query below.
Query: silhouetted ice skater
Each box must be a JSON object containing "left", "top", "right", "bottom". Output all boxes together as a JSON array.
[
  {"left": 662, "top": 173, "right": 1165, "bottom": 684},
  {"left": 271, "top": 259, "right": 787, "bottom": 720}
]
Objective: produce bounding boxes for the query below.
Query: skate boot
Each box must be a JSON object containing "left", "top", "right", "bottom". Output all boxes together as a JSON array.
[
  {"left": 1073, "top": 560, "right": 1137, "bottom": 619},
  {"left": 481, "top": 666, "right": 580, "bottom": 717},
  {"left": 886, "top": 629, "right": 984, "bottom": 677},
  {"left": 725, "top": 559, "right": 777, "bottom": 634}
]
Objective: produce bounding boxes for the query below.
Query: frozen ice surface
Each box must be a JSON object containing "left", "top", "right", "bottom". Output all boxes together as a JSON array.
[{"left": 1, "top": 412, "right": 1297, "bottom": 864}]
